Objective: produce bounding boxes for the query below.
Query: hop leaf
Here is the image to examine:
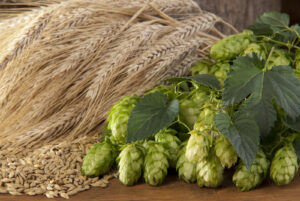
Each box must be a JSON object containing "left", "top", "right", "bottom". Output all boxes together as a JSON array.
[
  {"left": 196, "top": 150, "right": 224, "bottom": 188},
  {"left": 270, "top": 144, "right": 299, "bottom": 186},
  {"left": 81, "top": 142, "right": 117, "bottom": 177},
  {"left": 223, "top": 54, "right": 300, "bottom": 137},
  {"left": 117, "top": 143, "right": 145, "bottom": 186},
  {"left": 176, "top": 141, "right": 197, "bottom": 183},
  {"left": 210, "top": 30, "right": 253, "bottom": 60},
  {"left": 107, "top": 94, "right": 139, "bottom": 145},
  {"left": 143, "top": 141, "right": 169, "bottom": 186},
  {"left": 154, "top": 128, "right": 181, "bottom": 168},
  {"left": 215, "top": 133, "right": 238, "bottom": 168},
  {"left": 233, "top": 149, "right": 269, "bottom": 191}
]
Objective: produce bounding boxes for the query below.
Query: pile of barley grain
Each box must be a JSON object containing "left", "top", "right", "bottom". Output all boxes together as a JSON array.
[{"left": 0, "top": 0, "right": 234, "bottom": 198}]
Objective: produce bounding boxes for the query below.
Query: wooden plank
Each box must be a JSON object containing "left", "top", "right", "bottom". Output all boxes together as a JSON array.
[{"left": 0, "top": 171, "right": 299, "bottom": 201}]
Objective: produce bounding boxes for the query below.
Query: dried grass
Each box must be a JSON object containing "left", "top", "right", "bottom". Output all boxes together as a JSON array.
[{"left": 0, "top": 0, "right": 234, "bottom": 198}]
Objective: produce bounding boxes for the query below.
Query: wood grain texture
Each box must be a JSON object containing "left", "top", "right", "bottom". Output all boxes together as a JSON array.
[
  {"left": 195, "top": 0, "right": 281, "bottom": 33},
  {"left": 0, "top": 171, "right": 299, "bottom": 201}
]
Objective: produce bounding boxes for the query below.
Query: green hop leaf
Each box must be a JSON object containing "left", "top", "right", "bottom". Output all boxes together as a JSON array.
[
  {"left": 248, "top": 12, "right": 290, "bottom": 36},
  {"left": 127, "top": 92, "right": 179, "bottom": 143},
  {"left": 214, "top": 111, "right": 260, "bottom": 169},
  {"left": 223, "top": 54, "right": 300, "bottom": 137}
]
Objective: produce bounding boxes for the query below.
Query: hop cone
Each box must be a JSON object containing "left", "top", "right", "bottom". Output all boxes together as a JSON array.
[
  {"left": 179, "top": 89, "right": 209, "bottom": 129},
  {"left": 210, "top": 30, "right": 253, "bottom": 60},
  {"left": 196, "top": 150, "right": 224, "bottom": 188},
  {"left": 107, "top": 94, "right": 139, "bottom": 145},
  {"left": 190, "top": 60, "right": 212, "bottom": 76},
  {"left": 270, "top": 144, "right": 299, "bottom": 186},
  {"left": 81, "top": 141, "right": 117, "bottom": 177},
  {"left": 267, "top": 49, "right": 290, "bottom": 69},
  {"left": 233, "top": 149, "right": 269, "bottom": 191},
  {"left": 194, "top": 101, "right": 220, "bottom": 132},
  {"left": 117, "top": 143, "right": 145, "bottom": 186},
  {"left": 185, "top": 130, "right": 211, "bottom": 162},
  {"left": 215, "top": 134, "right": 238, "bottom": 168},
  {"left": 209, "top": 62, "right": 230, "bottom": 84},
  {"left": 155, "top": 129, "right": 181, "bottom": 168},
  {"left": 242, "top": 43, "right": 266, "bottom": 59},
  {"left": 145, "top": 84, "right": 177, "bottom": 100},
  {"left": 144, "top": 141, "right": 169, "bottom": 186},
  {"left": 176, "top": 141, "right": 197, "bottom": 183}
]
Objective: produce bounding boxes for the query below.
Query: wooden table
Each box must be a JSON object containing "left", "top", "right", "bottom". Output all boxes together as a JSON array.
[{"left": 0, "top": 171, "right": 299, "bottom": 201}]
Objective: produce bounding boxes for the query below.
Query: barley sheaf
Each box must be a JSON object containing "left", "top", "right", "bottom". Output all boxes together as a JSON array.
[{"left": 0, "top": 0, "right": 229, "bottom": 198}]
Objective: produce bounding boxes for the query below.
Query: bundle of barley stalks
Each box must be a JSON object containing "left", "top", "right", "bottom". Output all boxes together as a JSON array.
[{"left": 0, "top": 0, "right": 235, "bottom": 198}]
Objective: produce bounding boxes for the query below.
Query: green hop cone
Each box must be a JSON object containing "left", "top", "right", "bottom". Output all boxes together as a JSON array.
[
  {"left": 210, "top": 30, "right": 253, "bottom": 60},
  {"left": 196, "top": 149, "right": 224, "bottom": 188},
  {"left": 107, "top": 94, "right": 139, "bottom": 145},
  {"left": 154, "top": 129, "right": 181, "bottom": 168},
  {"left": 209, "top": 62, "right": 230, "bottom": 84},
  {"left": 143, "top": 141, "right": 169, "bottom": 186},
  {"left": 190, "top": 60, "right": 213, "bottom": 75},
  {"left": 242, "top": 43, "right": 266, "bottom": 59},
  {"left": 267, "top": 49, "right": 290, "bottom": 69},
  {"left": 81, "top": 141, "right": 117, "bottom": 177},
  {"left": 215, "top": 133, "right": 238, "bottom": 168},
  {"left": 194, "top": 101, "right": 220, "bottom": 132},
  {"left": 117, "top": 143, "right": 145, "bottom": 186},
  {"left": 233, "top": 149, "right": 269, "bottom": 191},
  {"left": 145, "top": 84, "right": 177, "bottom": 100},
  {"left": 179, "top": 88, "right": 209, "bottom": 129},
  {"left": 270, "top": 144, "right": 299, "bottom": 186},
  {"left": 185, "top": 130, "right": 211, "bottom": 162},
  {"left": 176, "top": 141, "right": 197, "bottom": 183}
]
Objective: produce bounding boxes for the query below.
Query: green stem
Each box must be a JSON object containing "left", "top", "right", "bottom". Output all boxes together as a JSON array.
[
  {"left": 260, "top": 36, "right": 300, "bottom": 50},
  {"left": 264, "top": 46, "right": 275, "bottom": 71}
]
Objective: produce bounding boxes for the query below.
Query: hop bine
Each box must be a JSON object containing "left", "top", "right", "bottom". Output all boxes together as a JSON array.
[
  {"left": 107, "top": 94, "right": 139, "bottom": 145},
  {"left": 210, "top": 30, "right": 253, "bottom": 60},
  {"left": 117, "top": 143, "right": 145, "bottom": 186},
  {"left": 270, "top": 144, "right": 299, "bottom": 186},
  {"left": 155, "top": 129, "right": 181, "bottom": 168},
  {"left": 176, "top": 141, "right": 197, "bottom": 183},
  {"left": 196, "top": 149, "right": 224, "bottom": 188},
  {"left": 233, "top": 149, "right": 269, "bottom": 191},
  {"left": 81, "top": 141, "right": 117, "bottom": 177},
  {"left": 143, "top": 141, "right": 169, "bottom": 186}
]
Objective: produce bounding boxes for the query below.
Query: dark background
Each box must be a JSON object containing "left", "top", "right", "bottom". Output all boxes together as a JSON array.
[
  {"left": 195, "top": 0, "right": 297, "bottom": 33},
  {"left": 0, "top": 0, "right": 299, "bottom": 33}
]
